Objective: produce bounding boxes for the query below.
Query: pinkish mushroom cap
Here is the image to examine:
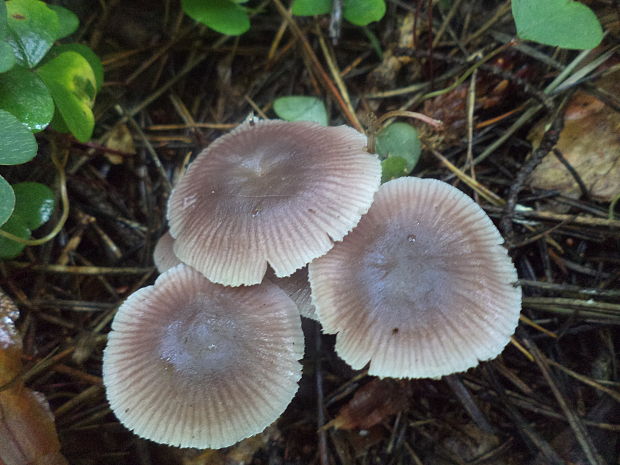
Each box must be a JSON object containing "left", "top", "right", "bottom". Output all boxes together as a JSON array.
[
  {"left": 103, "top": 264, "right": 304, "bottom": 449},
  {"left": 153, "top": 231, "right": 181, "bottom": 273},
  {"left": 167, "top": 120, "right": 381, "bottom": 286},
  {"left": 309, "top": 177, "right": 521, "bottom": 379}
]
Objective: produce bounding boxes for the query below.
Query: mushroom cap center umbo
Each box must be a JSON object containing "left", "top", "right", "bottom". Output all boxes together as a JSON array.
[
  {"left": 224, "top": 141, "right": 306, "bottom": 199},
  {"left": 159, "top": 294, "right": 245, "bottom": 377},
  {"left": 356, "top": 216, "right": 483, "bottom": 332},
  {"left": 210, "top": 138, "right": 311, "bottom": 219},
  {"left": 192, "top": 124, "right": 352, "bottom": 220},
  {"left": 149, "top": 290, "right": 288, "bottom": 391}
]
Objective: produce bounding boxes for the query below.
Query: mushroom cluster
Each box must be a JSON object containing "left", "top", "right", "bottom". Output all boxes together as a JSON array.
[
  {"left": 103, "top": 120, "right": 381, "bottom": 448},
  {"left": 103, "top": 119, "right": 521, "bottom": 450}
]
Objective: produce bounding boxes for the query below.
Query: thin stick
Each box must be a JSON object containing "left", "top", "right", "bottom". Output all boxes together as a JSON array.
[
  {"left": 272, "top": 0, "right": 363, "bottom": 131},
  {"left": 124, "top": 111, "right": 173, "bottom": 193},
  {"left": 544, "top": 357, "right": 620, "bottom": 403},
  {"left": 466, "top": 71, "right": 477, "bottom": 187},
  {"left": 316, "top": 324, "right": 330, "bottom": 465},
  {"left": 7, "top": 263, "right": 155, "bottom": 275},
  {"left": 525, "top": 339, "right": 606, "bottom": 465},
  {"left": 146, "top": 123, "right": 236, "bottom": 130},
  {"left": 316, "top": 24, "right": 361, "bottom": 130}
]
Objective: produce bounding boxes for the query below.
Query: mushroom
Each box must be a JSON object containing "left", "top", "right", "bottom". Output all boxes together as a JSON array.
[
  {"left": 103, "top": 264, "right": 304, "bottom": 448},
  {"left": 167, "top": 120, "right": 381, "bottom": 287},
  {"left": 152, "top": 230, "right": 181, "bottom": 273},
  {"left": 309, "top": 177, "right": 521, "bottom": 379}
]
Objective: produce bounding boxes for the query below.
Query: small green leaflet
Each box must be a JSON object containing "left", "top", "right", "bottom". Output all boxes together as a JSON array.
[
  {"left": 343, "top": 0, "right": 386, "bottom": 26},
  {"left": 5, "top": 0, "right": 60, "bottom": 68},
  {"left": 36, "top": 51, "right": 96, "bottom": 142},
  {"left": 273, "top": 96, "right": 328, "bottom": 126},
  {"left": 0, "top": 214, "right": 29, "bottom": 258},
  {"left": 0, "top": 41, "right": 16, "bottom": 73},
  {"left": 0, "top": 175, "right": 14, "bottom": 227},
  {"left": 182, "top": 0, "right": 250, "bottom": 36},
  {"left": 381, "top": 156, "right": 408, "bottom": 183},
  {"left": 0, "top": 4, "right": 16, "bottom": 73},
  {"left": 12, "top": 182, "right": 54, "bottom": 229},
  {"left": 512, "top": 0, "right": 603, "bottom": 50},
  {"left": 292, "top": 0, "right": 331, "bottom": 16},
  {"left": 0, "top": 65, "right": 54, "bottom": 131},
  {"left": 292, "top": 0, "right": 385, "bottom": 26},
  {"left": 46, "top": 44, "right": 104, "bottom": 92},
  {"left": 0, "top": 181, "right": 54, "bottom": 259},
  {"left": 375, "top": 122, "right": 421, "bottom": 182},
  {"left": 0, "top": 109, "right": 37, "bottom": 165},
  {"left": 47, "top": 4, "right": 79, "bottom": 39}
]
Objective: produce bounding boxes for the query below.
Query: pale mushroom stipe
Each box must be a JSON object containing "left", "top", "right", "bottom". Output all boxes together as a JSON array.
[{"left": 153, "top": 230, "right": 181, "bottom": 273}]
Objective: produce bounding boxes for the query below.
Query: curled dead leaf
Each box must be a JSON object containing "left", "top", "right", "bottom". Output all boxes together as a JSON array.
[
  {"left": 103, "top": 123, "right": 136, "bottom": 164},
  {"left": 529, "top": 70, "right": 620, "bottom": 202},
  {"left": 180, "top": 426, "right": 278, "bottom": 465},
  {"left": 0, "top": 288, "right": 68, "bottom": 465},
  {"left": 325, "top": 379, "right": 411, "bottom": 431}
]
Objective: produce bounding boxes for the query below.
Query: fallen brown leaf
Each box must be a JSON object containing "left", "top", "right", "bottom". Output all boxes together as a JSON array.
[
  {"left": 0, "top": 289, "right": 68, "bottom": 465},
  {"left": 529, "top": 70, "right": 620, "bottom": 202},
  {"left": 180, "top": 426, "right": 278, "bottom": 465},
  {"left": 326, "top": 379, "right": 411, "bottom": 431},
  {"left": 103, "top": 123, "right": 136, "bottom": 164}
]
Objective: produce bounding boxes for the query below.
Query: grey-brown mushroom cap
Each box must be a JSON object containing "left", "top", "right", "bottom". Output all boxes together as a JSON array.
[
  {"left": 153, "top": 231, "right": 181, "bottom": 273},
  {"left": 103, "top": 264, "right": 304, "bottom": 449},
  {"left": 309, "top": 177, "right": 521, "bottom": 379},
  {"left": 167, "top": 120, "right": 381, "bottom": 287}
]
